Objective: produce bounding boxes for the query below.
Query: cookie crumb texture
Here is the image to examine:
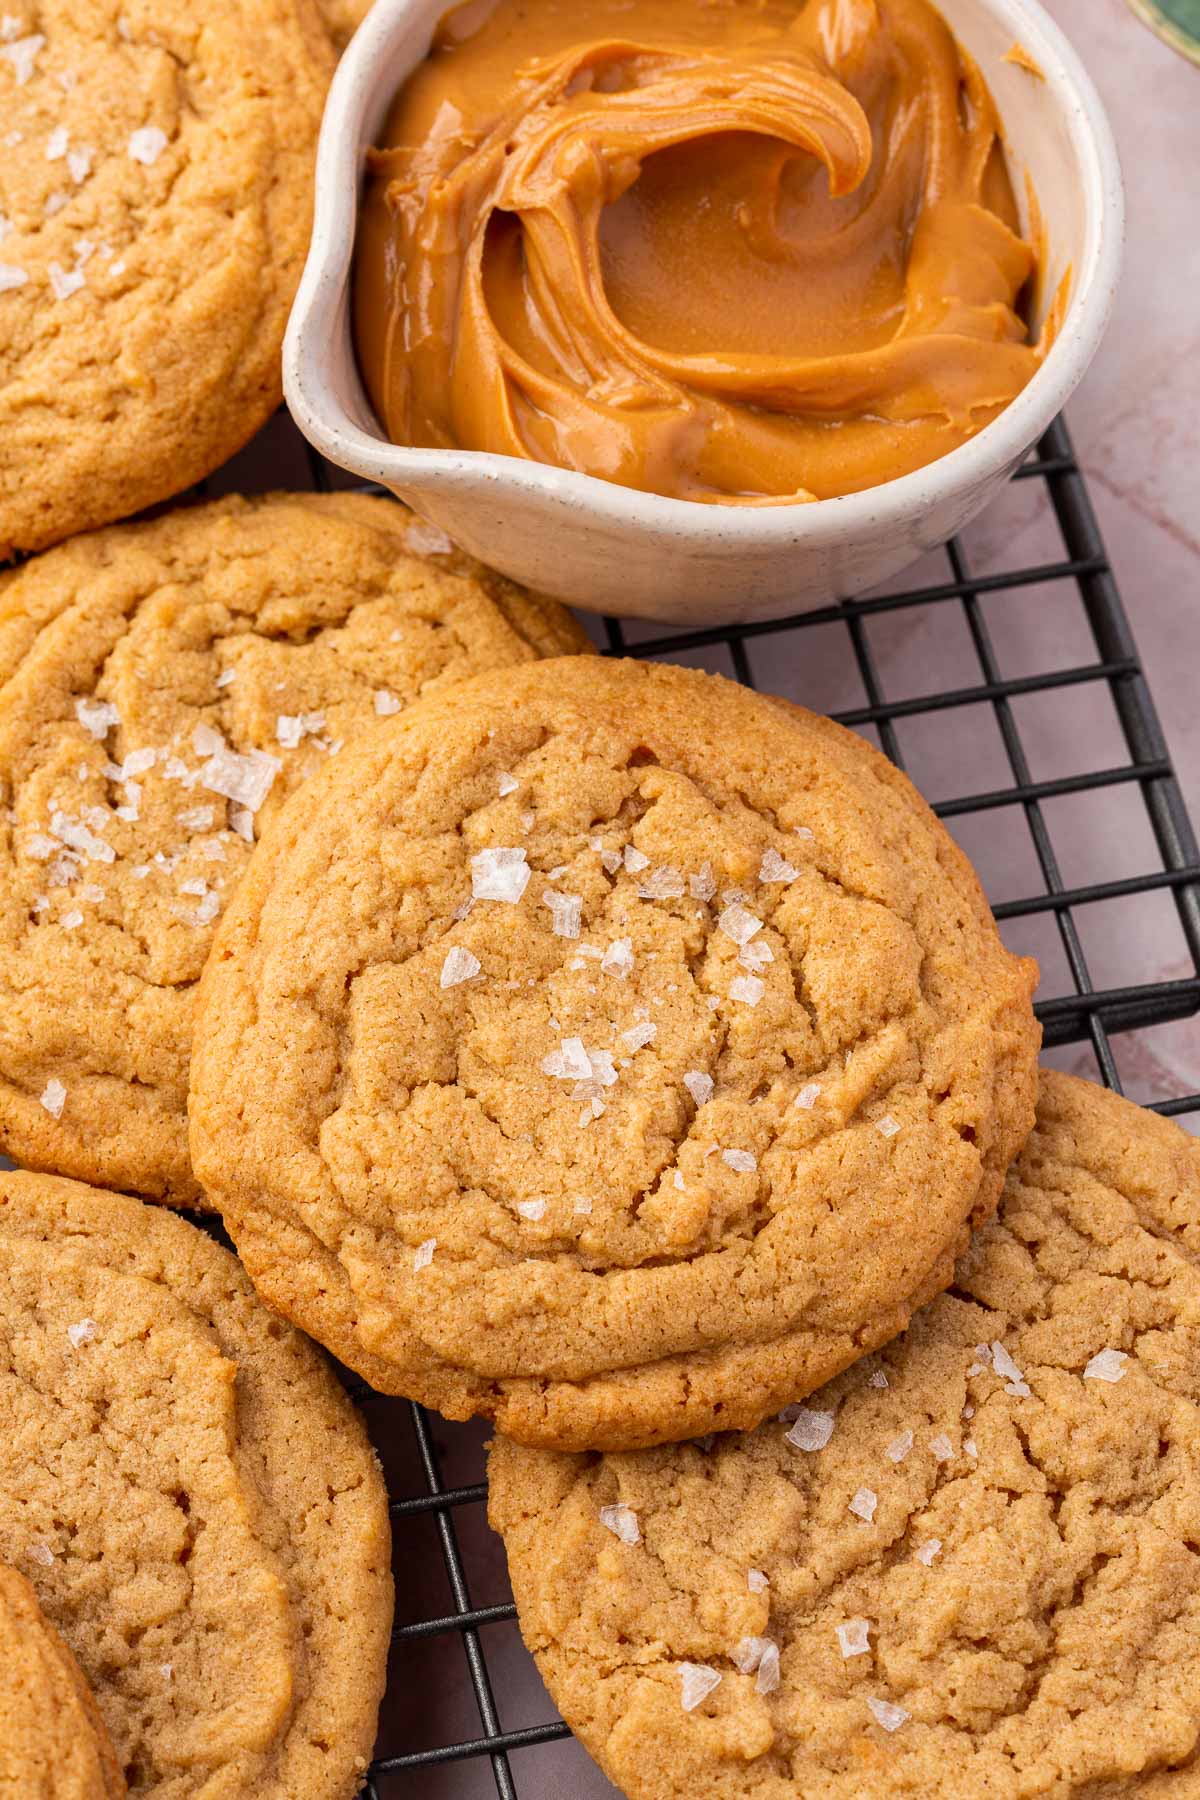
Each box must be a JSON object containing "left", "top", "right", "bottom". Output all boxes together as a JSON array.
[
  {"left": 314, "top": 0, "right": 372, "bottom": 47},
  {"left": 190, "top": 657, "right": 1039, "bottom": 1450},
  {"left": 489, "top": 1072, "right": 1200, "bottom": 1797},
  {"left": 0, "top": 1169, "right": 393, "bottom": 1800},
  {"left": 0, "top": 492, "right": 590, "bottom": 1202},
  {"left": 0, "top": 1563, "right": 125, "bottom": 1798},
  {"left": 0, "top": 0, "right": 333, "bottom": 558}
]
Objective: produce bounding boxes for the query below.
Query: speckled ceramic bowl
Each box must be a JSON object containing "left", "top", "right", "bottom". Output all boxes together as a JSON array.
[{"left": 284, "top": 0, "right": 1123, "bottom": 624}]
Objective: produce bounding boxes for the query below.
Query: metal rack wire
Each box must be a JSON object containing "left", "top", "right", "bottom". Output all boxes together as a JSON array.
[{"left": 278, "top": 413, "right": 1200, "bottom": 1797}]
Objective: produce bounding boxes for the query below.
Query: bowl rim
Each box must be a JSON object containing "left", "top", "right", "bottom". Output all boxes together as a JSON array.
[{"left": 285, "top": 0, "right": 1124, "bottom": 543}]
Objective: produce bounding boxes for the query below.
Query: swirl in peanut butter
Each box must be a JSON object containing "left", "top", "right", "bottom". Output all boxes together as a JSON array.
[{"left": 355, "top": 0, "right": 1052, "bottom": 503}]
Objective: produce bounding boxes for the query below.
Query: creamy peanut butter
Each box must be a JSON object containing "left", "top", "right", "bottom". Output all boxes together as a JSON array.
[{"left": 355, "top": 0, "right": 1054, "bottom": 503}]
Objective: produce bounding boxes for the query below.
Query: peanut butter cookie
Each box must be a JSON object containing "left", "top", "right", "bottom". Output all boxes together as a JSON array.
[
  {"left": 0, "top": 491, "right": 590, "bottom": 1202},
  {"left": 0, "top": 1563, "right": 124, "bottom": 1799},
  {"left": 315, "top": 0, "right": 372, "bottom": 46},
  {"left": 190, "top": 656, "right": 1039, "bottom": 1451},
  {"left": 0, "top": 1168, "right": 393, "bottom": 1800},
  {"left": 489, "top": 1071, "right": 1200, "bottom": 1798},
  {"left": 0, "top": 1, "right": 332, "bottom": 559}
]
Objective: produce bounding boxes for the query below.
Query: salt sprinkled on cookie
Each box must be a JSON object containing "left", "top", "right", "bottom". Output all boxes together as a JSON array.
[
  {"left": 689, "top": 862, "right": 716, "bottom": 901},
  {"left": 683, "top": 1071, "right": 713, "bottom": 1106},
  {"left": 759, "top": 847, "right": 798, "bottom": 883},
  {"left": 128, "top": 124, "right": 168, "bottom": 165},
  {"left": 729, "top": 974, "right": 765, "bottom": 1006},
  {"left": 472, "top": 846, "right": 530, "bottom": 902},
  {"left": 638, "top": 865, "right": 684, "bottom": 900},
  {"left": 600, "top": 937, "right": 634, "bottom": 978},
  {"left": 747, "top": 1568, "right": 768, "bottom": 1592},
  {"left": 66, "top": 1317, "right": 96, "bottom": 1348},
  {"left": 497, "top": 771, "right": 520, "bottom": 796},
  {"left": 721, "top": 1148, "right": 756, "bottom": 1173},
  {"left": 405, "top": 518, "right": 454, "bottom": 555},
  {"left": 440, "top": 946, "right": 481, "bottom": 989},
  {"left": 1083, "top": 1348, "right": 1127, "bottom": 1383},
  {"left": 413, "top": 1238, "right": 436, "bottom": 1271},
  {"left": 836, "top": 1618, "right": 871, "bottom": 1658},
  {"left": 915, "top": 1538, "right": 941, "bottom": 1565},
  {"left": 622, "top": 1021, "right": 657, "bottom": 1051},
  {"left": 867, "top": 1368, "right": 889, "bottom": 1388},
  {"left": 990, "top": 1340, "right": 1031, "bottom": 1397},
  {"left": 543, "top": 890, "right": 582, "bottom": 938},
  {"left": 678, "top": 1663, "right": 721, "bottom": 1711},
  {"left": 74, "top": 697, "right": 119, "bottom": 739},
  {"left": 795, "top": 1082, "right": 821, "bottom": 1109},
  {"left": 867, "top": 1696, "right": 910, "bottom": 1732},
  {"left": 374, "top": 689, "right": 402, "bottom": 716},
  {"left": 886, "top": 1430, "right": 913, "bottom": 1463},
  {"left": 2, "top": 33, "right": 45, "bottom": 85},
  {"left": 623, "top": 845, "right": 649, "bottom": 873},
  {"left": 876, "top": 1114, "right": 901, "bottom": 1137},
  {"left": 516, "top": 1199, "right": 546, "bottom": 1221},
  {"left": 39, "top": 1078, "right": 66, "bottom": 1119},
  {"left": 785, "top": 1408, "right": 835, "bottom": 1452},
  {"left": 718, "top": 902, "right": 761, "bottom": 945},
  {"left": 849, "top": 1486, "right": 877, "bottom": 1522},
  {"left": 27, "top": 1540, "right": 55, "bottom": 1567},
  {"left": 599, "top": 1503, "right": 640, "bottom": 1546},
  {"left": 929, "top": 1433, "right": 955, "bottom": 1463}
]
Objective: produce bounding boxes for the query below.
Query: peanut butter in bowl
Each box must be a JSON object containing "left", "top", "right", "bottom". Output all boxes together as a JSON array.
[{"left": 353, "top": 0, "right": 1065, "bottom": 507}]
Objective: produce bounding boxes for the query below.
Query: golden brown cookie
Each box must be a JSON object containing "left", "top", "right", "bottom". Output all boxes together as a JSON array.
[
  {"left": 190, "top": 656, "right": 1039, "bottom": 1451},
  {"left": 0, "top": 491, "right": 590, "bottom": 1202},
  {"left": 0, "top": 1168, "right": 393, "bottom": 1800},
  {"left": 0, "top": 1563, "right": 125, "bottom": 1799},
  {"left": 488, "top": 1071, "right": 1200, "bottom": 1798},
  {"left": 0, "top": 2, "right": 333, "bottom": 559}
]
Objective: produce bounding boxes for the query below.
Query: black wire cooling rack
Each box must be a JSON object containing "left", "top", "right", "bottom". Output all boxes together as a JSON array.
[{"left": 250, "top": 412, "right": 1200, "bottom": 1796}]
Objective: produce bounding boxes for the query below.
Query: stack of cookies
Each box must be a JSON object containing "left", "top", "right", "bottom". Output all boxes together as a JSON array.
[{"left": 2, "top": 7, "right": 1198, "bottom": 1796}]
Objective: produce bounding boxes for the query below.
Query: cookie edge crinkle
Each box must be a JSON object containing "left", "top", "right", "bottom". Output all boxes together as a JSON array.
[
  {"left": 0, "top": 1168, "right": 394, "bottom": 1800},
  {"left": 189, "top": 656, "right": 1040, "bottom": 1450}
]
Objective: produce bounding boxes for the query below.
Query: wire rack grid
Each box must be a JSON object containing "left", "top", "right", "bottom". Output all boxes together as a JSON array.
[{"left": 253, "top": 412, "right": 1200, "bottom": 1796}]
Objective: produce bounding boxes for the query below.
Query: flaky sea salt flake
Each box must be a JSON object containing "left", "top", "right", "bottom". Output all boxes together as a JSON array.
[
  {"left": 67, "top": 1318, "right": 96, "bottom": 1348},
  {"left": 3, "top": 33, "right": 45, "bottom": 84},
  {"left": 440, "top": 946, "right": 481, "bottom": 989},
  {"left": 689, "top": 862, "right": 716, "bottom": 902},
  {"left": 599, "top": 1503, "right": 639, "bottom": 1546},
  {"left": 867, "top": 1696, "right": 909, "bottom": 1732},
  {"left": 75, "top": 697, "right": 119, "bottom": 739},
  {"left": 683, "top": 1071, "right": 713, "bottom": 1107},
  {"left": 836, "top": 1618, "right": 870, "bottom": 1658},
  {"left": 795, "top": 1082, "right": 821, "bottom": 1110},
  {"left": 1084, "top": 1348, "right": 1128, "bottom": 1384},
  {"left": 542, "top": 1036, "right": 594, "bottom": 1082},
  {"left": 718, "top": 902, "right": 762, "bottom": 946},
  {"left": 601, "top": 937, "right": 634, "bottom": 978},
  {"left": 886, "top": 1430, "right": 913, "bottom": 1463},
  {"left": 373, "top": 688, "right": 401, "bottom": 717},
  {"left": 867, "top": 1369, "right": 889, "bottom": 1388},
  {"left": 722, "top": 1148, "right": 756, "bottom": 1174},
  {"left": 413, "top": 1238, "right": 436, "bottom": 1272},
  {"left": 915, "top": 1538, "right": 941, "bottom": 1566},
  {"left": 405, "top": 518, "right": 453, "bottom": 555},
  {"left": 471, "top": 846, "right": 530, "bottom": 903},
  {"left": 27, "top": 1540, "right": 54, "bottom": 1568},
  {"left": 678, "top": 1663, "right": 720, "bottom": 1712},
  {"left": 516, "top": 1199, "right": 546, "bottom": 1221},
  {"left": 39, "top": 1078, "right": 66, "bottom": 1119},
  {"left": 200, "top": 746, "right": 280, "bottom": 814},
  {"left": 786, "top": 1408, "right": 835, "bottom": 1453},
  {"left": 623, "top": 845, "right": 649, "bottom": 873},
  {"left": 929, "top": 1433, "right": 954, "bottom": 1463},
  {"left": 876, "top": 1114, "right": 901, "bottom": 1138},
  {"left": 729, "top": 974, "right": 765, "bottom": 1007},
  {"left": 849, "top": 1486, "right": 878, "bottom": 1522},
  {"left": 128, "top": 125, "right": 168, "bottom": 165},
  {"left": 0, "top": 262, "right": 28, "bottom": 291},
  {"left": 748, "top": 1568, "right": 769, "bottom": 1593},
  {"left": 760, "top": 847, "right": 798, "bottom": 883},
  {"left": 990, "top": 1340, "right": 1031, "bottom": 1398},
  {"left": 497, "top": 772, "right": 519, "bottom": 796},
  {"left": 543, "top": 889, "right": 582, "bottom": 938},
  {"left": 622, "top": 1020, "right": 657, "bottom": 1051}
]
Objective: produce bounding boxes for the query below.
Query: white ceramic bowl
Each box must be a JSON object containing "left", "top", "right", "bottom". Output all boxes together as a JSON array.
[{"left": 284, "top": 0, "right": 1123, "bottom": 624}]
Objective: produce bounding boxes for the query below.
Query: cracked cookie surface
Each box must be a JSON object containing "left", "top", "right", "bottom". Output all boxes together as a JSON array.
[
  {"left": 0, "top": 491, "right": 590, "bottom": 1202},
  {"left": 190, "top": 656, "right": 1038, "bottom": 1450},
  {"left": 0, "top": 0, "right": 336, "bottom": 559},
  {"left": 0, "top": 1563, "right": 125, "bottom": 1798},
  {"left": 0, "top": 1168, "right": 393, "bottom": 1800},
  {"left": 488, "top": 1071, "right": 1200, "bottom": 1797}
]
